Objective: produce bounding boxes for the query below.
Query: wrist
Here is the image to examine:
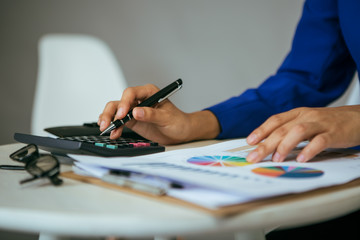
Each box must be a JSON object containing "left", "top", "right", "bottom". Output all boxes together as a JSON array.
[{"left": 185, "top": 110, "right": 220, "bottom": 141}]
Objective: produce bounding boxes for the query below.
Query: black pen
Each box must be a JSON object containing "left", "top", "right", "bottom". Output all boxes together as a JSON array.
[{"left": 100, "top": 79, "right": 183, "bottom": 136}]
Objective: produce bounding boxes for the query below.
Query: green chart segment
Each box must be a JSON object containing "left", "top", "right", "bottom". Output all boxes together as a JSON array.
[
  {"left": 187, "top": 156, "right": 251, "bottom": 167},
  {"left": 251, "top": 166, "right": 324, "bottom": 178}
]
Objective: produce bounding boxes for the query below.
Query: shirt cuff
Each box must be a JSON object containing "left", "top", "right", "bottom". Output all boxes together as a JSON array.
[{"left": 206, "top": 96, "right": 275, "bottom": 139}]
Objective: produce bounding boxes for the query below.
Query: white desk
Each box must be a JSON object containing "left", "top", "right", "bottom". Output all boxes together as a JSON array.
[{"left": 1, "top": 142, "right": 360, "bottom": 240}]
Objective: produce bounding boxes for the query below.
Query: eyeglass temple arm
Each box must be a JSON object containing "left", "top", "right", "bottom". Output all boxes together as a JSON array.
[
  {"left": 0, "top": 165, "right": 26, "bottom": 170},
  {"left": 20, "top": 176, "right": 38, "bottom": 184}
]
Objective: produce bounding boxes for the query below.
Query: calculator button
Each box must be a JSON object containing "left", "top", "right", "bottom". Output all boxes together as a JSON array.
[
  {"left": 106, "top": 145, "right": 118, "bottom": 149},
  {"left": 129, "top": 142, "right": 151, "bottom": 147},
  {"left": 95, "top": 143, "right": 106, "bottom": 147}
]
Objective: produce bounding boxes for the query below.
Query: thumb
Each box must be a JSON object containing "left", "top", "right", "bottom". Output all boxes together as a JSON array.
[
  {"left": 132, "top": 107, "right": 145, "bottom": 120},
  {"left": 132, "top": 107, "right": 169, "bottom": 125}
]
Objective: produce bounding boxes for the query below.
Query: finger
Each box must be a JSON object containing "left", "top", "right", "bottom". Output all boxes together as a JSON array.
[
  {"left": 296, "top": 133, "right": 330, "bottom": 162},
  {"left": 116, "top": 84, "right": 159, "bottom": 119},
  {"left": 98, "top": 101, "right": 120, "bottom": 131},
  {"left": 273, "top": 122, "right": 323, "bottom": 162},
  {"left": 246, "top": 125, "right": 289, "bottom": 162},
  {"left": 247, "top": 109, "right": 299, "bottom": 145},
  {"left": 110, "top": 127, "right": 123, "bottom": 139}
]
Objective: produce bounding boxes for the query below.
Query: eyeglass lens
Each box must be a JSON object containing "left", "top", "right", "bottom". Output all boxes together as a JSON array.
[
  {"left": 23, "top": 155, "right": 62, "bottom": 185},
  {"left": 9, "top": 144, "right": 63, "bottom": 186},
  {"left": 10, "top": 144, "right": 39, "bottom": 162}
]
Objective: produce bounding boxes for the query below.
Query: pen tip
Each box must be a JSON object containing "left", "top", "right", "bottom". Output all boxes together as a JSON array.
[{"left": 100, "top": 123, "right": 115, "bottom": 136}]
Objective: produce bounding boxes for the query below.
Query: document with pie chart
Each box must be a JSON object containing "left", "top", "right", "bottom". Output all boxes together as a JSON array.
[{"left": 71, "top": 138, "right": 360, "bottom": 207}]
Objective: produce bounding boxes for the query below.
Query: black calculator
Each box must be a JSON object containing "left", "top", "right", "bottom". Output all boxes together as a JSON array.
[{"left": 14, "top": 133, "right": 165, "bottom": 157}]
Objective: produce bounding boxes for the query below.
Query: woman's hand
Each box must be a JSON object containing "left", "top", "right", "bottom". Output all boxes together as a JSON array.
[
  {"left": 246, "top": 105, "right": 360, "bottom": 163},
  {"left": 98, "top": 84, "right": 220, "bottom": 145}
]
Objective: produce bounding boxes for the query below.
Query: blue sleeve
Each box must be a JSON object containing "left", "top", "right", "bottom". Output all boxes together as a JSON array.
[{"left": 207, "top": 0, "right": 356, "bottom": 139}]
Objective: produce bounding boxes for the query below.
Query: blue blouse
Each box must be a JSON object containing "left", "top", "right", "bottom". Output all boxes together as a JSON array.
[{"left": 207, "top": 0, "right": 360, "bottom": 139}]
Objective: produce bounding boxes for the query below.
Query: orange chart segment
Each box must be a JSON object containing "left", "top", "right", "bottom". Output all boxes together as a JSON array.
[
  {"left": 253, "top": 166, "right": 285, "bottom": 177},
  {"left": 187, "top": 156, "right": 251, "bottom": 167},
  {"left": 252, "top": 166, "right": 324, "bottom": 178}
]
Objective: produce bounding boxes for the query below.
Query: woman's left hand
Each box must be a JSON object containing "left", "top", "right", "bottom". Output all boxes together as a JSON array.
[{"left": 246, "top": 105, "right": 360, "bottom": 163}]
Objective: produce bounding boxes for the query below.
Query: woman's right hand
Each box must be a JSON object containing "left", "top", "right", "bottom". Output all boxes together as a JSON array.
[{"left": 98, "top": 84, "right": 220, "bottom": 145}]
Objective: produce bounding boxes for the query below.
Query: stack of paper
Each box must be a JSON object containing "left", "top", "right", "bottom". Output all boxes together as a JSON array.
[{"left": 69, "top": 139, "right": 360, "bottom": 209}]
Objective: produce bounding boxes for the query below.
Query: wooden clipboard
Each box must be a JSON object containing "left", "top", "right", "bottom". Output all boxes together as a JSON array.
[{"left": 61, "top": 171, "right": 360, "bottom": 217}]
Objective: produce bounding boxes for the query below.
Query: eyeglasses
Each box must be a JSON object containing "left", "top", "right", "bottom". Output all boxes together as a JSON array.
[{"left": 4, "top": 144, "right": 63, "bottom": 186}]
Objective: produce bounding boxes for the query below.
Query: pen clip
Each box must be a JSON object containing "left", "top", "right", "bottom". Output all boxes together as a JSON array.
[{"left": 157, "top": 83, "right": 182, "bottom": 103}]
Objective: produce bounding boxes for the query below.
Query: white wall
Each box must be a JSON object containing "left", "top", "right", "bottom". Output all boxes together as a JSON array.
[{"left": 0, "top": 0, "right": 312, "bottom": 144}]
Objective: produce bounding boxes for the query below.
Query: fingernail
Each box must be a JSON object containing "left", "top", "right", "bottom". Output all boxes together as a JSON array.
[
  {"left": 273, "top": 152, "right": 282, "bottom": 162},
  {"left": 247, "top": 151, "right": 259, "bottom": 162},
  {"left": 110, "top": 131, "right": 115, "bottom": 139},
  {"left": 100, "top": 121, "right": 106, "bottom": 130},
  {"left": 297, "top": 154, "right": 306, "bottom": 162},
  {"left": 135, "top": 108, "right": 145, "bottom": 119},
  {"left": 247, "top": 133, "right": 258, "bottom": 144}
]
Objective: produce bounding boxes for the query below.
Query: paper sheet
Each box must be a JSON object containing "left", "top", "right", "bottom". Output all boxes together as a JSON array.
[{"left": 69, "top": 139, "right": 360, "bottom": 208}]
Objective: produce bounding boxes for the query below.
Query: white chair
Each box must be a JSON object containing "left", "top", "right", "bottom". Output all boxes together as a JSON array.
[
  {"left": 31, "top": 34, "right": 128, "bottom": 136},
  {"left": 346, "top": 77, "right": 360, "bottom": 105}
]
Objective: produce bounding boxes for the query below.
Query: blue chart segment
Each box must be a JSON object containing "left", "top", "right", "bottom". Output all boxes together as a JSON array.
[
  {"left": 187, "top": 156, "right": 251, "bottom": 167},
  {"left": 251, "top": 166, "right": 324, "bottom": 178}
]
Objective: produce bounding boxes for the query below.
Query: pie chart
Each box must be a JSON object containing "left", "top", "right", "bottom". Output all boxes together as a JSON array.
[
  {"left": 187, "top": 156, "right": 251, "bottom": 167},
  {"left": 251, "top": 166, "right": 324, "bottom": 178}
]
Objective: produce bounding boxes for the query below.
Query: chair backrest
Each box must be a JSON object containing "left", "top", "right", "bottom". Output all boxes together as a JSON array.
[
  {"left": 31, "top": 34, "right": 128, "bottom": 136},
  {"left": 346, "top": 77, "right": 360, "bottom": 105}
]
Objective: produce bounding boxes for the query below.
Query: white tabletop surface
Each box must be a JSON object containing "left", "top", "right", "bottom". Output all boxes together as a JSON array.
[{"left": 0, "top": 142, "right": 360, "bottom": 239}]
